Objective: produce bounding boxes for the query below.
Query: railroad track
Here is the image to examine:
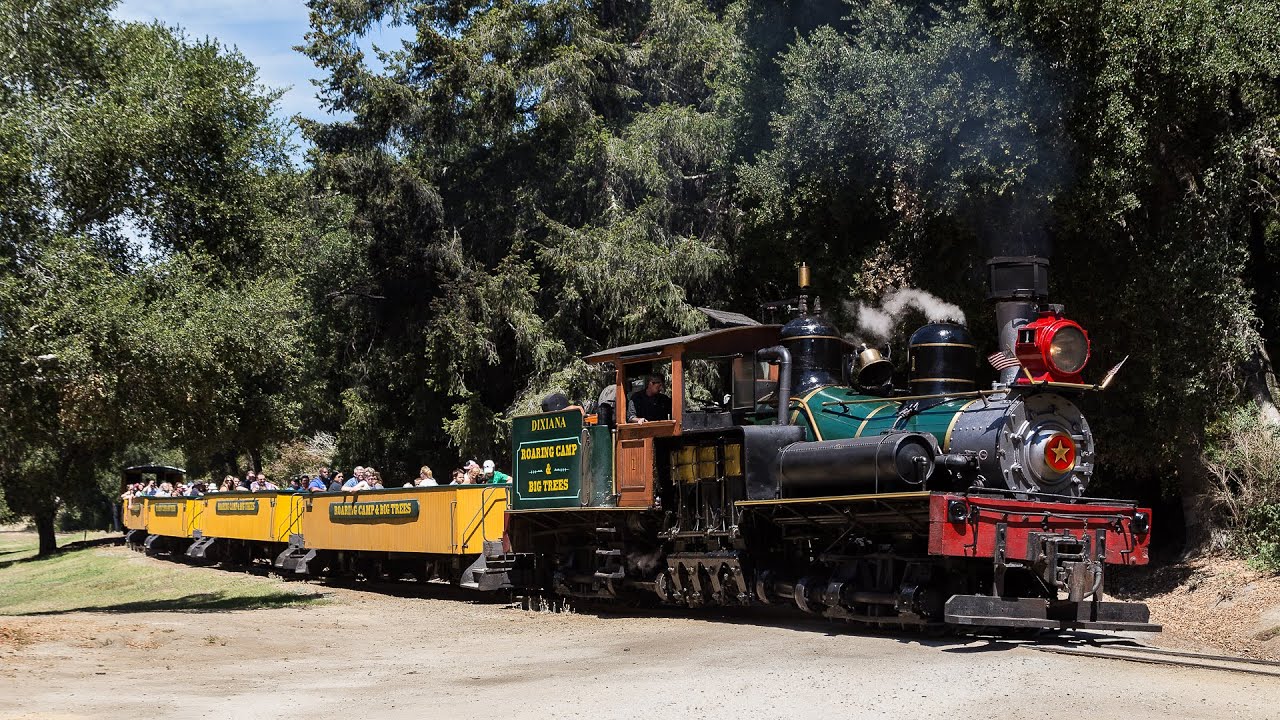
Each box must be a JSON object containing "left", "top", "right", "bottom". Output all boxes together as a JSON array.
[{"left": 1030, "top": 641, "right": 1280, "bottom": 678}]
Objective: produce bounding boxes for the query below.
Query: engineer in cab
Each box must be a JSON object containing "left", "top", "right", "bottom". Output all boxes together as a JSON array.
[{"left": 628, "top": 374, "right": 671, "bottom": 423}]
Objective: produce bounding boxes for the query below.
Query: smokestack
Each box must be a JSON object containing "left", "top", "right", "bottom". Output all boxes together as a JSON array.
[{"left": 987, "top": 256, "right": 1049, "bottom": 385}]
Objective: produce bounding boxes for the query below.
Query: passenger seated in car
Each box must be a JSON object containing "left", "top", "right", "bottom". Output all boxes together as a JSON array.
[{"left": 411, "top": 466, "right": 437, "bottom": 487}]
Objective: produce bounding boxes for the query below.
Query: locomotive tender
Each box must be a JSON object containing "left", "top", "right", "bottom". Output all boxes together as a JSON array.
[
  {"left": 505, "top": 257, "right": 1156, "bottom": 631},
  {"left": 122, "top": 256, "right": 1156, "bottom": 632}
]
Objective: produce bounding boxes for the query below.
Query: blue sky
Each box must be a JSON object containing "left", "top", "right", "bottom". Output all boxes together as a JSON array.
[{"left": 112, "top": 1, "right": 411, "bottom": 156}]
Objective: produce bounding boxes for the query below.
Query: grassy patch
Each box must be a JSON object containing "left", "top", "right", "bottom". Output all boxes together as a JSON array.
[{"left": 0, "top": 531, "right": 324, "bottom": 615}]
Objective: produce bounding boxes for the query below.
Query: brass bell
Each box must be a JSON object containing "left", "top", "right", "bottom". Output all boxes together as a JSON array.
[{"left": 855, "top": 343, "right": 894, "bottom": 388}]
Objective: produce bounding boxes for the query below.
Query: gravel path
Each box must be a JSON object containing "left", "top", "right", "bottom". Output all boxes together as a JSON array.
[{"left": 3, "top": 570, "right": 1278, "bottom": 720}]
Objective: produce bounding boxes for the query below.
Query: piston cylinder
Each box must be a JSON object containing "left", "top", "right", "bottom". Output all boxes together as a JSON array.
[{"left": 774, "top": 433, "right": 940, "bottom": 497}]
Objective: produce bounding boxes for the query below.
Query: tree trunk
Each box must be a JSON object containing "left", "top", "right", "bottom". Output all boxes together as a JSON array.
[
  {"left": 249, "top": 448, "right": 262, "bottom": 473},
  {"left": 1245, "top": 203, "right": 1280, "bottom": 427},
  {"left": 34, "top": 511, "right": 57, "bottom": 556},
  {"left": 1242, "top": 341, "right": 1280, "bottom": 427},
  {"left": 1177, "top": 445, "right": 1210, "bottom": 555}
]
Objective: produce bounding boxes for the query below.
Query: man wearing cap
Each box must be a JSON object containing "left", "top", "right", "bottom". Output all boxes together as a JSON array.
[
  {"left": 481, "top": 460, "right": 511, "bottom": 484},
  {"left": 628, "top": 374, "right": 671, "bottom": 423}
]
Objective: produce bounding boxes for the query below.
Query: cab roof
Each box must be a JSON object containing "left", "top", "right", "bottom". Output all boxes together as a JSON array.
[{"left": 584, "top": 325, "right": 783, "bottom": 364}]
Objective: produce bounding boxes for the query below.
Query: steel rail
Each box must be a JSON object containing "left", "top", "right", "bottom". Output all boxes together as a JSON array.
[{"left": 1030, "top": 643, "right": 1280, "bottom": 678}]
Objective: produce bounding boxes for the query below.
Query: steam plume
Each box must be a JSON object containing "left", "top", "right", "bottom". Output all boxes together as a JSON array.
[{"left": 851, "top": 289, "right": 966, "bottom": 342}]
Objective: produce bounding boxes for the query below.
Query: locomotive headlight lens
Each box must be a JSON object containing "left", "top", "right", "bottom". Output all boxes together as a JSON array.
[{"left": 1048, "top": 326, "right": 1089, "bottom": 374}]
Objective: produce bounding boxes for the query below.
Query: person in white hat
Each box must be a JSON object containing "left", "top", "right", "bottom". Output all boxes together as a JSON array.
[{"left": 481, "top": 460, "right": 511, "bottom": 484}]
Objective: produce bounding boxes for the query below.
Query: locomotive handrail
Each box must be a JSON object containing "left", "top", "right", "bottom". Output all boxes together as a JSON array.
[
  {"left": 820, "top": 388, "right": 1008, "bottom": 407},
  {"left": 963, "top": 486, "right": 1140, "bottom": 507}
]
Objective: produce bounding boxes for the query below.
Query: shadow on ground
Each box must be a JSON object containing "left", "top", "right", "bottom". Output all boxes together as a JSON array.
[
  {"left": 1107, "top": 562, "right": 1196, "bottom": 599},
  {"left": 0, "top": 535, "right": 121, "bottom": 571},
  {"left": 16, "top": 591, "right": 326, "bottom": 616}
]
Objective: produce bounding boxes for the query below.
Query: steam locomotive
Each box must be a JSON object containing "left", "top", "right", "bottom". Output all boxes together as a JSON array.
[{"left": 504, "top": 256, "right": 1156, "bottom": 631}]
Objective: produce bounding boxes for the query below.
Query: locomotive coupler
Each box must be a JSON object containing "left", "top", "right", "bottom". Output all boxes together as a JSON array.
[{"left": 1027, "top": 530, "right": 1105, "bottom": 602}]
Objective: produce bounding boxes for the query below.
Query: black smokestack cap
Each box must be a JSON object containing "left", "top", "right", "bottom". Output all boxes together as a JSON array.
[{"left": 987, "top": 256, "right": 1049, "bottom": 302}]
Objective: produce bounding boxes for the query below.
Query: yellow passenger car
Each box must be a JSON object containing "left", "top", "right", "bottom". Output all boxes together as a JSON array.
[
  {"left": 197, "top": 493, "right": 300, "bottom": 543},
  {"left": 186, "top": 492, "right": 305, "bottom": 563},
  {"left": 301, "top": 485, "right": 505, "bottom": 554},
  {"left": 120, "top": 465, "right": 186, "bottom": 549},
  {"left": 276, "top": 485, "right": 508, "bottom": 587},
  {"left": 123, "top": 498, "right": 146, "bottom": 532},
  {"left": 143, "top": 498, "right": 192, "bottom": 537}
]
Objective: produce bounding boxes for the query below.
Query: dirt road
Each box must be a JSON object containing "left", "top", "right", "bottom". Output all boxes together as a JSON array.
[{"left": 3, "top": 556, "right": 1278, "bottom": 720}]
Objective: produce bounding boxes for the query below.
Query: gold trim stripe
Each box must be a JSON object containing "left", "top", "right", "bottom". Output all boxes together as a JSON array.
[
  {"left": 910, "top": 342, "right": 976, "bottom": 349},
  {"left": 855, "top": 403, "right": 893, "bottom": 438},
  {"left": 942, "top": 398, "right": 982, "bottom": 452},
  {"left": 790, "top": 386, "right": 829, "bottom": 441},
  {"left": 737, "top": 491, "right": 932, "bottom": 507},
  {"left": 783, "top": 334, "right": 845, "bottom": 341}
]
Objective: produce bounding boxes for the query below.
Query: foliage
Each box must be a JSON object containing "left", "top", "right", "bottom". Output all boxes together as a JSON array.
[
  {"left": 0, "top": 0, "right": 309, "bottom": 553},
  {"left": 263, "top": 432, "right": 337, "bottom": 482},
  {"left": 1204, "top": 405, "right": 1280, "bottom": 570},
  {"left": 299, "top": 0, "right": 740, "bottom": 474}
]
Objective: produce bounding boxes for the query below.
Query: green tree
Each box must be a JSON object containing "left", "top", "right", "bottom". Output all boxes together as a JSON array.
[
  {"left": 301, "top": 0, "right": 741, "bottom": 474},
  {"left": 0, "top": 0, "right": 309, "bottom": 552},
  {"left": 0, "top": 236, "right": 151, "bottom": 553}
]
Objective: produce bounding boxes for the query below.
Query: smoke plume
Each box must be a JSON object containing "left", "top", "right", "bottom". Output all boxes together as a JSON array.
[{"left": 851, "top": 289, "right": 966, "bottom": 342}]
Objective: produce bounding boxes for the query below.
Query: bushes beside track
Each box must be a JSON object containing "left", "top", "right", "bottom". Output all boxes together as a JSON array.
[{"left": 1205, "top": 406, "right": 1280, "bottom": 571}]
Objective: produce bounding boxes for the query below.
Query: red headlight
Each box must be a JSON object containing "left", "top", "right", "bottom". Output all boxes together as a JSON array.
[{"left": 1014, "top": 312, "right": 1090, "bottom": 383}]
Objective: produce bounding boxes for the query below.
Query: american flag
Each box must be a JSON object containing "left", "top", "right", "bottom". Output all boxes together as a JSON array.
[{"left": 987, "top": 350, "right": 1021, "bottom": 371}]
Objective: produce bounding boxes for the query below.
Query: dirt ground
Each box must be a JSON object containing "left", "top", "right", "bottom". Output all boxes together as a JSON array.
[
  {"left": 2, "top": 549, "right": 1279, "bottom": 720},
  {"left": 1115, "top": 554, "right": 1280, "bottom": 660}
]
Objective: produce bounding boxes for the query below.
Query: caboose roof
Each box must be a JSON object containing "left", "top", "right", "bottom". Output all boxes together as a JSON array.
[{"left": 584, "top": 325, "right": 783, "bottom": 364}]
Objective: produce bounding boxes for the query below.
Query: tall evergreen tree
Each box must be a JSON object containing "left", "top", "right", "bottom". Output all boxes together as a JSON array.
[{"left": 301, "top": 0, "right": 741, "bottom": 472}]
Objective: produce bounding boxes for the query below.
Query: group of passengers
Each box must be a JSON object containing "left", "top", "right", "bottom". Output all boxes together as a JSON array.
[
  {"left": 443, "top": 460, "right": 511, "bottom": 487},
  {"left": 311, "top": 460, "right": 510, "bottom": 491},
  {"left": 123, "top": 460, "right": 512, "bottom": 502},
  {"left": 120, "top": 480, "right": 207, "bottom": 499}
]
